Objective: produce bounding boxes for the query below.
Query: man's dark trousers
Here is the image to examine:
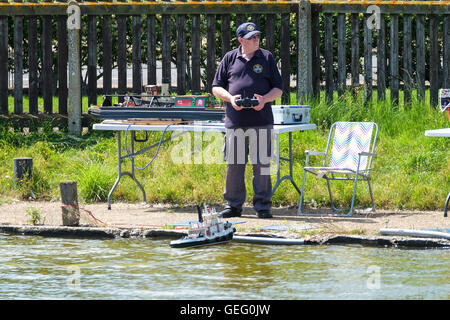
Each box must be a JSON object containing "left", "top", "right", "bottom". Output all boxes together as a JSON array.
[{"left": 223, "top": 125, "right": 274, "bottom": 212}]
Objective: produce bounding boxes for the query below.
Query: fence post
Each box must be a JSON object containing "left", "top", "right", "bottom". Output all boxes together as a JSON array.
[
  {"left": 297, "top": 0, "right": 313, "bottom": 104},
  {"left": 14, "top": 0, "right": 23, "bottom": 115},
  {"left": 0, "top": 0, "right": 8, "bottom": 114},
  {"left": 60, "top": 181, "right": 80, "bottom": 226},
  {"left": 67, "top": 1, "right": 82, "bottom": 136}
]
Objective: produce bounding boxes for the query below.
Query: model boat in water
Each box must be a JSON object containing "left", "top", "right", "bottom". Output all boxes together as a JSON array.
[{"left": 170, "top": 205, "right": 236, "bottom": 248}]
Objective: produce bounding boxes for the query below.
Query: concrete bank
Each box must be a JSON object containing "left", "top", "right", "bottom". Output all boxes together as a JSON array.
[{"left": 1, "top": 224, "right": 449, "bottom": 248}]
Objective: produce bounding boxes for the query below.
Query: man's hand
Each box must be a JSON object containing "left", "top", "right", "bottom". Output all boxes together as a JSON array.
[
  {"left": 230, "top": 94, "right": 243, "bottom": 111},
  {"left": 212, "top": 87, "right": 243, "bottom": 111},
  {"left": 253, "top": 94, "right": 266, "bottom": 111}
]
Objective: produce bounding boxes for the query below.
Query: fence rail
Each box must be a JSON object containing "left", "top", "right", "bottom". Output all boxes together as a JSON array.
[
  {"left": 0, "top": 1, "right": 296, "bottom": 15},
  {"left": 0, "top": 0, "right": 449, "bottom": 133}
]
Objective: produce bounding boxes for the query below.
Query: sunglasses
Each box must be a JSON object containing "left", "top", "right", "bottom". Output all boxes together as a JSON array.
[{"left": 247, "top": 34, "right": 260, "bottom": 40}]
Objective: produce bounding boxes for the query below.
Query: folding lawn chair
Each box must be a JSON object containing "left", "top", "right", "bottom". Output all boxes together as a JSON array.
[
  {"left": 440, "top": 89, "right": 450, "bottom": 122},
  {"left": 298, "top": 122, "right": 379, "bottom": 217}
]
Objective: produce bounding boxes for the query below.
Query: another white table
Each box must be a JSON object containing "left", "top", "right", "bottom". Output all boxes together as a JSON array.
[
  {"left": 424, "top": 128, "right": 450, "bottom": 137},
  {"left": 425, "top": 128, "right": 450, "bottom": 217},
  {"left": 94, "top": 121, "right": 317, "bottom": 209}
]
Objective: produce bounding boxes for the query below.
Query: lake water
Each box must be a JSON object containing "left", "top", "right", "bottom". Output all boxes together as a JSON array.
[{"left": 0, "top": 233, "right": 449, "bottom": 300}]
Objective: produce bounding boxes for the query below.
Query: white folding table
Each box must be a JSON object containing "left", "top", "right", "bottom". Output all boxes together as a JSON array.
[
  {"left": 93, "top": 121, "right": 317, "bottom": 209},
  {"left": 424, "top": 128, "right": 450, "bottom": 137},
  {"left": 425, "top": 128, "right": 450, "bottom": 217}
]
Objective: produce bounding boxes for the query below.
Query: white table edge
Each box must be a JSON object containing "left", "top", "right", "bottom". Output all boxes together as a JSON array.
[
  {"left": 93, "top": 121, "right": 317, "bottom": 133},
  {"left": 424, "top": 128, "right": 450, "bottom": 137}
]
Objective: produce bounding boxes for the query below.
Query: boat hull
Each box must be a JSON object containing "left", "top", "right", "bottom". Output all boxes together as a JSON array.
[{"left": 170, "top": 231, "right": 234, "bottom": 249}]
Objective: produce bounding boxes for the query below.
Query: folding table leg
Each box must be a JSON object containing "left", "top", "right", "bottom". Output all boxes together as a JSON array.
[
  {"left": 107, "top": 131, "right": 147, "bottom": 210},
  {"left": 107, "top": 131, "right": 123, "bottom": 210},
  {"left": 271, "top": 132, "right": 301, "bottom": 196},
  {"left": 444, "top": 192, "right": 450, "bottom": 218}
]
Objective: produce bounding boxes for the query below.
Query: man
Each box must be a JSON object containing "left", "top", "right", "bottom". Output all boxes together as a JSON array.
[{"left": 212, "top": 22, "right": 283, "bottom": 219}]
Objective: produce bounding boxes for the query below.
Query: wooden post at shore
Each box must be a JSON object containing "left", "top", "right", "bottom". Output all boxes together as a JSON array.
[
  {"left": 13, "top": 157, "right": 33, "bottom": 185},
  {"left": 60, "top": 181, "right": 80, "bottom": 226}
]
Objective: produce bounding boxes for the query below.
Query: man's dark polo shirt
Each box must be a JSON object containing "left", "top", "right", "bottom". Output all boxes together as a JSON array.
[{"left": 212, "top": 46, "right": 283, "bottom": 128}]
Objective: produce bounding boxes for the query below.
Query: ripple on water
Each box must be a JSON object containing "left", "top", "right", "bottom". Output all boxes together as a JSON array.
[{"left": 0, "top": 236, "right": 449, "bottom": 299}]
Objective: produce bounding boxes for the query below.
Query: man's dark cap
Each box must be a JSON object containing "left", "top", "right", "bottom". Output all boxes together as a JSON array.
[{"left": 236, "top": 22, "right": 261, "bottom": 39}]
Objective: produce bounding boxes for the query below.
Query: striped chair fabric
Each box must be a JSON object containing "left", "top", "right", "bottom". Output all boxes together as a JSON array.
[{"left": 328, "top": 122, "right": 375, "bottom": 171}]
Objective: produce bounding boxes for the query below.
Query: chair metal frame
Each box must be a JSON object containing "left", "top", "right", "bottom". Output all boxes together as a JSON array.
[{"left": 298, "top": 122, "right": 379, "bottom": 217}]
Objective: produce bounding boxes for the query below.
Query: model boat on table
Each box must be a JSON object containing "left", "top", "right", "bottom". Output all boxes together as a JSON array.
[
  {"left": 170, "top": 205, "right": 236, "bottom": 248},
  {"left": 88, "top": 93, "right": 225, "bottom": 121}
]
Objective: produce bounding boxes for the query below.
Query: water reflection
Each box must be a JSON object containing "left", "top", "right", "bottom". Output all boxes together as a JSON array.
[{"left": 0, "top": 235, "right": 449, "bottom": 299}]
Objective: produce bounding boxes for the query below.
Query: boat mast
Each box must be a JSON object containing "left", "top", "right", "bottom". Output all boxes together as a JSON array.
[{"left": 196, "top": 205, "right": 203, "bottom": 223}]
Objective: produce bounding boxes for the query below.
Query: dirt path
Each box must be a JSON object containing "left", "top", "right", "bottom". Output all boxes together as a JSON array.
[{"left": 1, "top": 200, "right": 448, "bottom": 238}]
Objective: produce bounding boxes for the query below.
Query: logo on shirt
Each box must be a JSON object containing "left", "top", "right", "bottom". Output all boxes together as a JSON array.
[{"left": 253, "top": 64, "right": 263, "bottom": 73}]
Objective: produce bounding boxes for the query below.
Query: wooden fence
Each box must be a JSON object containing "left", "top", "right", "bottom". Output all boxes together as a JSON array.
[
  {"left": 313, "top": 0, "right": 450, "bottom": 106},
  {"left": 0, "top": 1, "right": 449, "bottom": 131}
]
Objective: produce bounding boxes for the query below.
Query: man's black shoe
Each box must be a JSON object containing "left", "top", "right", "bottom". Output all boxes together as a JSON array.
[
  {"left": 219, "top": 205, "right": 242, "bottom": 218},
  {"left": 257, "top": 210, "right": 273, "bottom": 219}
]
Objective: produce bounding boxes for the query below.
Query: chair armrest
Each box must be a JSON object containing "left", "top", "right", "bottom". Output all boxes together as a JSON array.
[
  {"left": 359, "top": 151, "right": 377, "bottom": 157},
  {"left": 304, "top": 150, "right": 326, "bottom": 167},
  {"left": 305, "top": 150, "right": 326, "bottom": 156}
]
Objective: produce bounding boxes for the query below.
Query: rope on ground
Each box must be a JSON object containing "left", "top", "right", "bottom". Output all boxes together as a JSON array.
[{"left": 61, "top": 205, "right": 107, "bottom": 226}]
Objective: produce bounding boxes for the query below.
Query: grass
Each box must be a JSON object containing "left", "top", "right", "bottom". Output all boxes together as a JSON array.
[
  {"left": 7, "top": 95, "right": 102, "bottom": 114},
  {"left": 0, "top": 89, "right": 448, "bottom": 211},
  {"left": 25, "top": 207, "right": 43, "bottom": 225}
]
